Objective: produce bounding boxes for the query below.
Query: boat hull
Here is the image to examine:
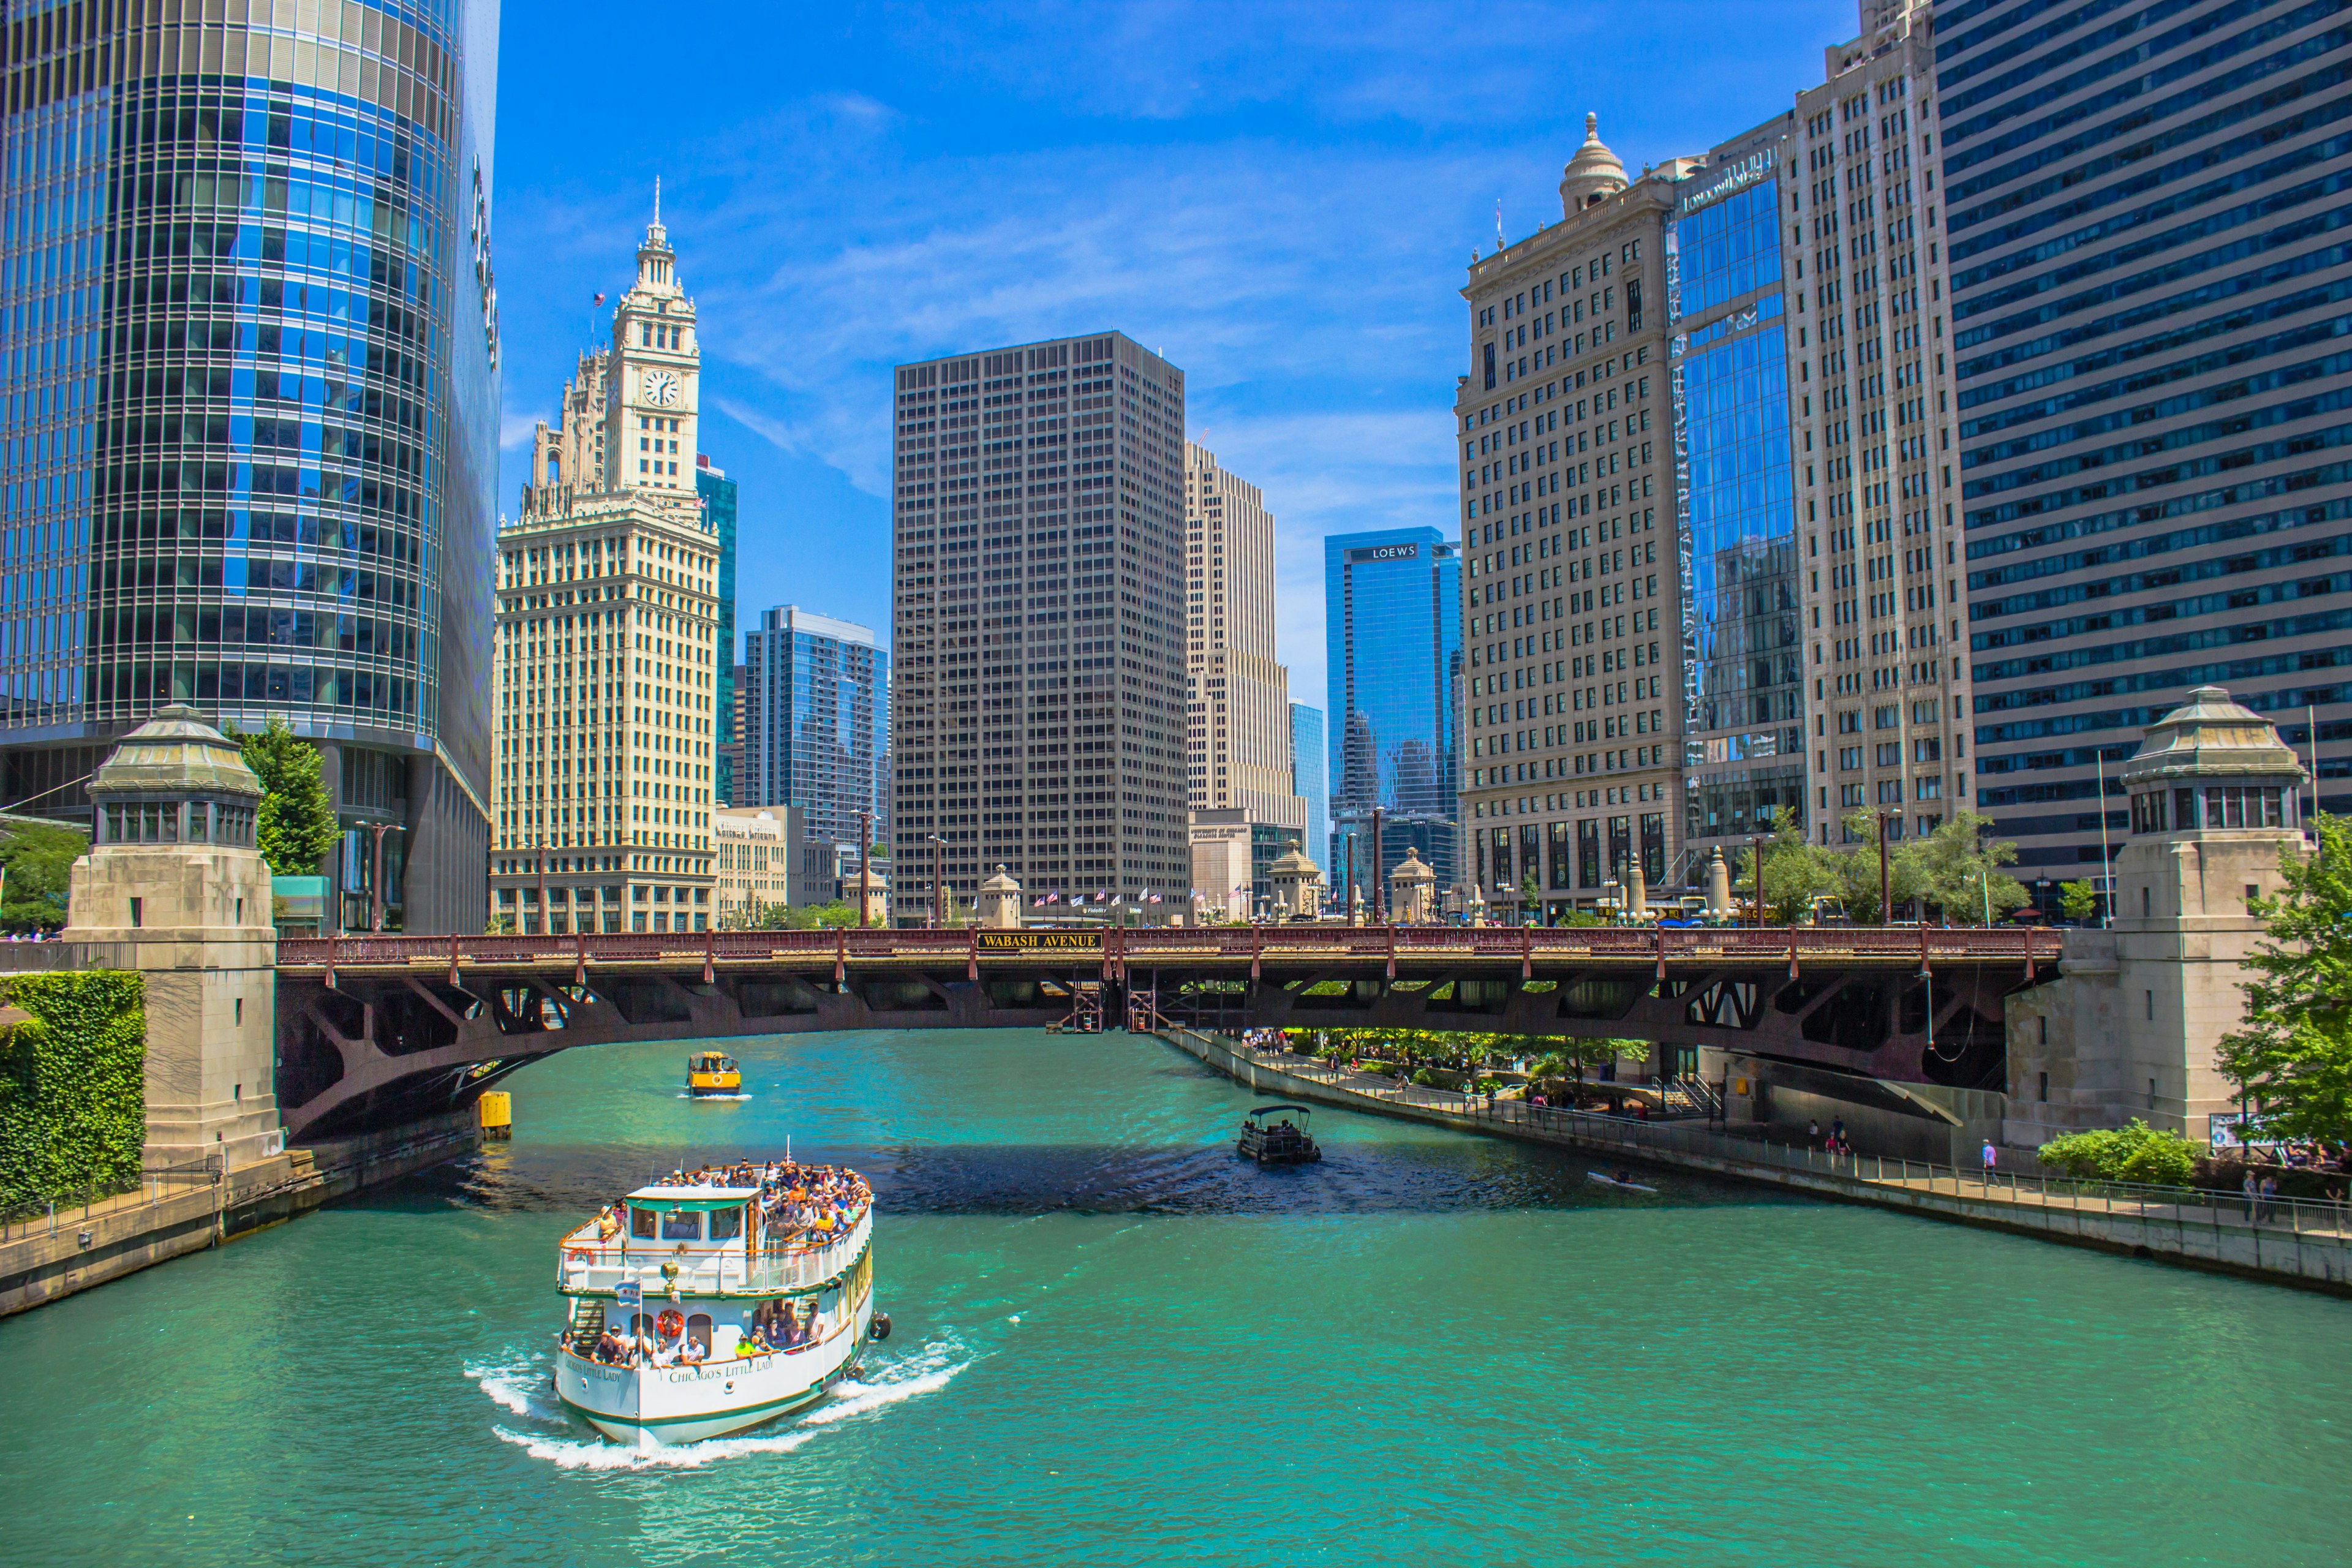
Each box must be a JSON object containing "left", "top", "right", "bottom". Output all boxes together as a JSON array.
[{"left": 556, "top": 1294, "right": 872, "bottom": 1447}]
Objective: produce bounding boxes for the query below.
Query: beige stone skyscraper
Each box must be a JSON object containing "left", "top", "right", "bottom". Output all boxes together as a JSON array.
[
  {"left": 1785, "top": 0, "right": 1970, "bottom": 846},
  {"left": 1458, "top": 117, "right": 1684, "bottom": 915},
  {"left": 1186, "top": 444, "right": 1305, "bottom": 835},
  {"left": 491, "top": 215, "right": 722, "bottom": 935}
]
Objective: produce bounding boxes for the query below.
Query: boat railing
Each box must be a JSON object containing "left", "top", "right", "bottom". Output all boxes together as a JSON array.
[{"left": 557, "top": 1207, "right": 872, "bottom": 1296}]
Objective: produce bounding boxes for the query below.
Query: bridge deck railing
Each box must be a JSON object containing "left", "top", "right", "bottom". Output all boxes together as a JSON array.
[{"left": 278, "top": 924, "right": 2062, "bottom": 971}]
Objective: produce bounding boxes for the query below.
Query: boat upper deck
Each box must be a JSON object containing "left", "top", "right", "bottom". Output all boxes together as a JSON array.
[{"left": 557, "top": 1165, "right": 873, "bottom": 1298}]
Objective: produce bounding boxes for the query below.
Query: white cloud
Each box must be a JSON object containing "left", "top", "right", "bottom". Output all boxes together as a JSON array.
[{"left": 499, "top": 408, "right": 546, "bottom": 449}]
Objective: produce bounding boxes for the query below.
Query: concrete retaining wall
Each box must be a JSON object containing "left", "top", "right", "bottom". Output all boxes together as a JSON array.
[{"left": 0, "top": 1112, "right": 480, "bottom": 1319}]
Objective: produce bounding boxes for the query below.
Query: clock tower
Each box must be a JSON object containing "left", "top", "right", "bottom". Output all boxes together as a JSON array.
[{"left": 605, "top": 206, "right": 699, "bottom": 499}]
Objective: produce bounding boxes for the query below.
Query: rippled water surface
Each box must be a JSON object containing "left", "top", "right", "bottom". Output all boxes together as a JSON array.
[{"left": 3, "top": 1028, "right": 2348, "bottom": 1566}]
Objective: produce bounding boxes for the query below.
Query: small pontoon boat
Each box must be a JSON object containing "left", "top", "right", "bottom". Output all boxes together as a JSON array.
[{"left": 1236, "top": 1104, "right": 1322, "bottom": 1165}]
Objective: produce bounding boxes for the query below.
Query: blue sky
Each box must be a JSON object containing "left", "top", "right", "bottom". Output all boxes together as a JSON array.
[{"left": 489, "top": 0, "right": 1855, "bottom": 713}]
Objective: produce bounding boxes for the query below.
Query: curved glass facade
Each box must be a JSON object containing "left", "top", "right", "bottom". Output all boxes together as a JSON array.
[{"left": 0, "top": 0, "right": 497, "bottom": 930}]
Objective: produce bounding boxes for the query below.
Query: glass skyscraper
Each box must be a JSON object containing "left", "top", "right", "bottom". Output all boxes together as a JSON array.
[
  {"left": 740, "top": 605, "right": 885, "bottom": 854},
  {"left": 1668, "top": 130, "right": 1806, "bottom": 856},
  {"left": 1324, "top": 526, "right": 1460, "bottom": 887},
  {"left": 696, "top": 455, "right": 736, "bottom": 804},
  {"left": 1941, "top": 0, "right": 2352, "bottom": 875},
  {"left": 1289, "top": 699, "right": 1327, "bottom": 875},
  {"left": 0, "top": 0, "right": 500, "bottom": 930}
]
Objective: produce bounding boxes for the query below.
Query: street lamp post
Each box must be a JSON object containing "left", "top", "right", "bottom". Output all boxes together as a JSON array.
[
  {"left": 925, "top": 834, "right": 945, "bottom": 929},
  {"left": 1876, "top": 808, "right": 1903, "bottom": 925},
  {"left": 1370, "top": 806, "right": 1385, "bottom": 923},
  {"left": 2035, "top": 876, "right": 2052, "bottom": 925},
  {"left": 369, "top": 821, "right": 407, "bottom": 934},
  {"left": 856, "top": 807, "right": 873, "bottom": 929},
  {"left": 1751, "top": 833, "right": 1766, "bottom": 927},
  {"left": 1343, "top": 831, "right": 1356, "bottom": 919}
]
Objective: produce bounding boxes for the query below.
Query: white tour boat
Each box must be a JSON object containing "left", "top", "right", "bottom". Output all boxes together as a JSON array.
[{"left": 550, "top": 1176, "right": 883, "bottom": 1446}]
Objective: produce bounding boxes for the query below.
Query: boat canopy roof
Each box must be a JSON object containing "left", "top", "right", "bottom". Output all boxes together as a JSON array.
[
  {"left": 1247, "top": 1104, "right": 1313, "bottom": 1119},
  {"left": 625, "top": 1185, "right": 760, "bottom": 1208}
]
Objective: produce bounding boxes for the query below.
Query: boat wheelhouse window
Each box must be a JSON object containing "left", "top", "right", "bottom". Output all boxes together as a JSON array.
[
  {"left": 687, "top": 1313, "right": 713, "bottom": 1353},
  {"left": 660, "top": 1208, "right": 704, "bottom": 1242},
  {"left": 631, "top": 1206, "right": 659, "bottom": 1239},
  {"left": 709, "top": 1205, "right": 744, "bottom": 1242}
]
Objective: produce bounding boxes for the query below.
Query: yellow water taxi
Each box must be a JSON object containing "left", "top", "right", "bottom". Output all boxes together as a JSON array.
[{"left": 685, "top": 1051, "right": 742, "bottom": 1097}]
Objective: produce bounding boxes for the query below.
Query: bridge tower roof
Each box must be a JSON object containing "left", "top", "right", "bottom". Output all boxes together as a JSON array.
[{"left": 89, "top": 704, "right": 262, "bottom": 801}]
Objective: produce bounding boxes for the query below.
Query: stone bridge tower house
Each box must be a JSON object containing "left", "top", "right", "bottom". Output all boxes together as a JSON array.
[
  {"left": 2003, "top": 688, "right": 2307, "bottom": 1150},
  {"left": 61, "top": 707, "right": 282, "bottom": 1170}
]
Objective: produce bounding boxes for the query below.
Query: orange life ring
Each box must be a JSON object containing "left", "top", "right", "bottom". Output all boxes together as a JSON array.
[
  {"left": 566, "top": 1248, "right": 592, "bottom": 1266},
  {"left": 655, "top": 1309, "right": 685, "bottom": 1339}
]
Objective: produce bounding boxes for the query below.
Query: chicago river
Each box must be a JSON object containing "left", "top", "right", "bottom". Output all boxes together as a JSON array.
[{"left": 3, "top": 1028, "right": 2346, "bottom": 1566}]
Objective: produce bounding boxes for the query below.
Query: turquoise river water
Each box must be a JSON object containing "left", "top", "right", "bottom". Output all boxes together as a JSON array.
[{"left": 2, "top": 1028, "right": 2349, "bottom": 1566}]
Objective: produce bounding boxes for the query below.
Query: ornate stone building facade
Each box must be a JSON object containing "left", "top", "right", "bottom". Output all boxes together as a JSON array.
[{"left": 493, "top": 215, "right": 720, "bottom": 934}]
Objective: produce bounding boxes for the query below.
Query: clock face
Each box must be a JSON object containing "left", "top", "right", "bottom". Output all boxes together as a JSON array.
[{"left": 643, "top": 369, "right": 680, "bottom": 407}]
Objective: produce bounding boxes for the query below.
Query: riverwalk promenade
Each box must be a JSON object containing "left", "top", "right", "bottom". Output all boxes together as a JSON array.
[{"left": 1155, "top": 1024, "right": 2352, "bottom": 1295}]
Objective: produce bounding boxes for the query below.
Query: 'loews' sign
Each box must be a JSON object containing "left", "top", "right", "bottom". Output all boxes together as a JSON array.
[{"left": 1346, "top": 543, "right": 1421, "bottom": 564}]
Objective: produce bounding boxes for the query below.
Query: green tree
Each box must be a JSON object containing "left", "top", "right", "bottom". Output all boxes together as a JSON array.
[
  {"left": 1833, "top": 812, "right": 1934, "bottom": 924},
  {"left": 2035, "top": 1118, "right": 2198, "bottom": 1186},
  {"left": 0, "top": 818, "right": 88, "bottom": 933},
  {"left": 2215, "top": 812, "right": 2352, "bottom": 1146},
  {"left": 224, "top": 718, "right": 339, "bottom": 876},
  {"left": 1518, "top": 871, "right": 1540, "bottom": 918},
  {"left": 2059, "top": 878, "right": 2102, "bottom": 924},
  {"left": 1737, "top": 817, "right": 1841, "bottom": 924},
  {"left": 1909, "top": 812, "right": 2031, "bottom": 924}
]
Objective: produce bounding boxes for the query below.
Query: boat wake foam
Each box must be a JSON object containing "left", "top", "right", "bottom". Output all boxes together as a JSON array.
[
  {"left": 466, "top": 1354, "right": 564, "bottom": 1422},
  {"left": 486, "top": 1335, "right": 975, "bottom": 1471},
  {"left": 674, "top": 1093, "right": 754, "bottom": 1102},
  {"left": 495, "top": 1425, "right": 822, "bottom": 1471}
]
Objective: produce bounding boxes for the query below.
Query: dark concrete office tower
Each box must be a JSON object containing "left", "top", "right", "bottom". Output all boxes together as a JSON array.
[
  {"left": 889, "top": 334, "right": 1187, "bottom": 920},
  {"left": 0, "top": 0, "right": 500, "bottom": 932},
  {"left": 1940, "top": 0, "right": 2352, "bottom": 881}
]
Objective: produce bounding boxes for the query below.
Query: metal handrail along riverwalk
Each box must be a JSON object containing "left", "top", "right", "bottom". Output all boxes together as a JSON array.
[{"left": 1158, "top": 1026, "right": 2352, "bottom": 1291}]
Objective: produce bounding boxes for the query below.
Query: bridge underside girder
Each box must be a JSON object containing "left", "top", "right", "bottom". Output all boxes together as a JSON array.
[{"left": 271, "top": 951, "right": 2032, "bottom": 1140}]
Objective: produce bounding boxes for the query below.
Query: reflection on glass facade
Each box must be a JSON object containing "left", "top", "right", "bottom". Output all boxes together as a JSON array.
[
  {"left": 1324, "top": 527, "right": 1460, "bottom": 885},
  {"left": 741, "top": 605, "right": 884, "bottom": 853},
  {"left": 0, "top": 0, "right": 499, "bottom": 931},
  {"left": 696, "top": 458, "right": 737, "bottom": 804},
  {"left": 1669, "top": 168, "right": 1805, "bottom": 847},
  {"left": 1288, "top": 699, "right": 1327, "bottom": 878}
]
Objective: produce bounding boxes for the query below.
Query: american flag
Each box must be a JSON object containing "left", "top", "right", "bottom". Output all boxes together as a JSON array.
[
  {"left": 592, "top": 292, "right": 606, "bottom": 306},
  {"left": 1047, "top": 892, "right": 1061, "bottom": 904}
]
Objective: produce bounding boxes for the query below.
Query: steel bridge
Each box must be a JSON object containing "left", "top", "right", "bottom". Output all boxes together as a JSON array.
[{"left": 270, "top": 924, "right": 2061, "bottom": 1141}]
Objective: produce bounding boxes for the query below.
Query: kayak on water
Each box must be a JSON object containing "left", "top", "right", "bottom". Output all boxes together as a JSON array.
[{"left": 1586, "top": 1170, "right": 1659, "bottom": 1194}]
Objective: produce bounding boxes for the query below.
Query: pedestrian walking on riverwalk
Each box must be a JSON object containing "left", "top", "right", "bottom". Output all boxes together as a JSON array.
[
  {"left": 1982, "top": 1140, "right": 1999, "bottom": 1181},
  {"left": 2259, "top": 1174, "right": 2278, "bottom": 1224},
  {"left": 2242, "top": 1171, "right": 2258, "bottom": 1220},
  {"left": 1809, "top": 1119, "right": 1821, "bottom": 1148}
]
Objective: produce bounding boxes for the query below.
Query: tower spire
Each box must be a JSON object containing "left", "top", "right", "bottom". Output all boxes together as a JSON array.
[{"left": 654, "top": 175, "right": 662, "bottom": 226}]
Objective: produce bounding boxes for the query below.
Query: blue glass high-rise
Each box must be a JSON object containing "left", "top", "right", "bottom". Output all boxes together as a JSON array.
[
  {"left": 741, "top": 605, "right": 886, "bottom": 854},
  {"left": 1324, "top": 527, "right": 1461, "bottom": 888},
  {"left": 0, "top": 0, "right": 500, "bottom": 930},
  {"left": 1289, "top": 700, "right": 1328, "bottom": 878},
  {"left": 1668, "top": 165, "right": 1804, "bottom": 853}
]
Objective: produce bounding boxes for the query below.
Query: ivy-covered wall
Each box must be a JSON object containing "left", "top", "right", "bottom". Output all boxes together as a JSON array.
[{"left": 0, "top": 971, "right": 146, "bottom": 1210}]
